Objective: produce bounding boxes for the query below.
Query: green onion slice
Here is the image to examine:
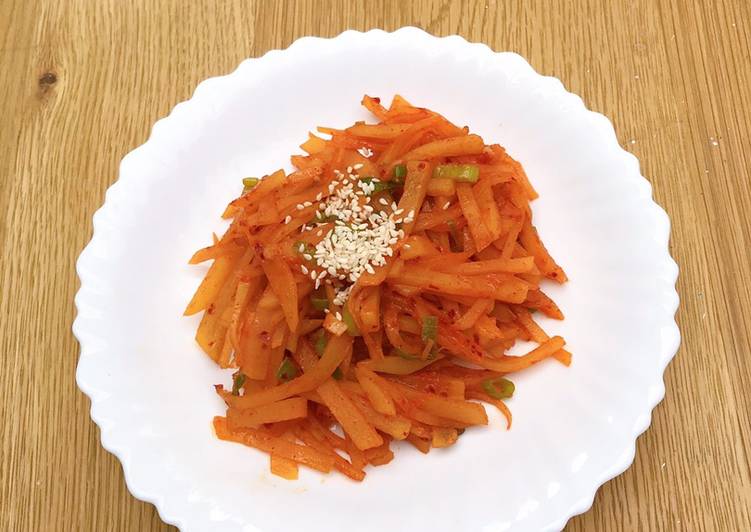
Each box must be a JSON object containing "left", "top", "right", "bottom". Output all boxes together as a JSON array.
[
  {"left": 242, "top": 177, "right": 260, "bottom": 189},
  {"left": 342, "top": 305, "right": 361, "bottom": 336},
  {"left": 313, "top": 329, "right": 328, "bottom": 356},
  {"left": 432, "top": 164, "right": 480, "bottom": 183},
  {"left": 421, "top": 315, "right": 438, "bottom": 341},
  {"left": 393, "top": 164, "right": 407, "bottom": 179},
  {"left": 481, "top": 377, "right": 515, "bottom": 399},
  {"left": 276, "top": 357, "right": 299, "bottom": 382},
  {"left": 360, "top": 176, "right": 400, "bottom": 194},
  {"left": 231, "top": 373, "right": 246, "bottom": 396}
]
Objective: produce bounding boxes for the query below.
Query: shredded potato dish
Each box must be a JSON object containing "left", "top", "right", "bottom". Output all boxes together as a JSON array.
[{"left": 185, "top": 95, "right": 569, "bottom": 481}]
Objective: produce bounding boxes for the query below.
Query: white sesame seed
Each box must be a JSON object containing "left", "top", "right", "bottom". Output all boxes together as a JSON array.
[
  {"left": 284, "top": 215, "right": 292, "bottom": 224},
  {"left": 379, "top": 198, "right": 388, "bottom": 206},
  {"left": 443, "top": 202, "right": 451, "bottom": 210},
  {"left": 298, "top": 243, "right": 305, "bottom": 253},
  {"left": 335, "top": 312, "right": 342, "bottom": 321},
  {"left": 303, "top": 201, "right": 312, "bottom": 207},
  {"left": 316, "top": 192, "right": 323, "bottom": 200},
  {"left": 353, "top": 163, "right": 364, "bottom": 170},
  {"left": 346, "top": 166, "right": 353, "bottom": 174},
  {"left": 310, "top": 271, "right": 317, "bottom": 280},
  {"left": 296, "top": 204, "right": 304, "bottom": 210},
  {"left": 301, "top": 265, "right": 309, "bottom": 274},
  {"left": 357, "top": 147, "right": 373, "bottom": 158},
  {"left": 303, "top": 254, "right": 312, "bottom": 261}
]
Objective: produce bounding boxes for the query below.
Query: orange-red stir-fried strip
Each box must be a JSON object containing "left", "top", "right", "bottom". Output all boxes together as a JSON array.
[{"left": 187, "top": 95, "right": 569, "bottom": 481}]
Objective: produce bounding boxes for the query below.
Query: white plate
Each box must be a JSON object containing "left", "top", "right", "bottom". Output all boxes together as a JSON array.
[{"left": 74, "top": 27, "right": 679, "bottom": 532}]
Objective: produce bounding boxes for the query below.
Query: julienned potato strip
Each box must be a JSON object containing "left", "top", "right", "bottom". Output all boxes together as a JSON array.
[{"left": 186, "top": 94, "right": 569, "bottom": 481}]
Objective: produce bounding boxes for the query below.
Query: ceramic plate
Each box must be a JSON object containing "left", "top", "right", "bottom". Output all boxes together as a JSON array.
[{"left": 74, "top": 27, "right": 680, "bottom": 531}]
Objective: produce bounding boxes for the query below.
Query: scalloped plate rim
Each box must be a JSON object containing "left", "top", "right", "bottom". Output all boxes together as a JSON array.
[{"left": 73, "top": 26, "right": 680, "bottom": 532}]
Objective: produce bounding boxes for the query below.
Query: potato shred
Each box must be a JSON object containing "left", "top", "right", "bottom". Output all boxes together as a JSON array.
[{"left": 186, "top": 95, "right": 570, "bottom": 481}]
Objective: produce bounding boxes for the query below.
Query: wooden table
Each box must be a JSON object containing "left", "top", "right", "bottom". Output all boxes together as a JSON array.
[{"left": 2, "top": 1, "right": 750, "bottom": 530}]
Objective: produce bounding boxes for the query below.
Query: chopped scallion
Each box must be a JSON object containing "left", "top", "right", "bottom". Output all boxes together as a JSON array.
[
  {"left": 393, "top": 164, "right": 407, "bottom": 179},
  {"left": 276, "top": 357, "right": 299, "bottom": 382},
  {"left": 242, "top": 177, "right": 260, "bottom": 189},
  {"left": 231, "top": 373, "right": 246, "bottom": 396},
  {"left": 342, "top": 305, "right": 361, "bottom": 336},
  {"left": 314, "top": 329, "right": 328, "bottom": 356},
  {"left": 432, "top": 164, "right": 480, "bottom": 183},
  {"left": 421, "top": 315, "right": 438, "bottom": 341},
  {"left": 360, "top": 176, "right": 400, "bottom": 194},
  {"left": 481, "top": 377, "right": 515, "bottom": 399}
]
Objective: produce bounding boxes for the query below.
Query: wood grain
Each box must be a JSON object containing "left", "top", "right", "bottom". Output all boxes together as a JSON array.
[{"left": 2, "top": 0, "right": 750, "bottom": 530}]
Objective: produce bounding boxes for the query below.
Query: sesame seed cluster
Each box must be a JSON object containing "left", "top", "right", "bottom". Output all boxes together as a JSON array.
[{"left": 292, "top": 163, "right": 413, "bottom": 306}]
